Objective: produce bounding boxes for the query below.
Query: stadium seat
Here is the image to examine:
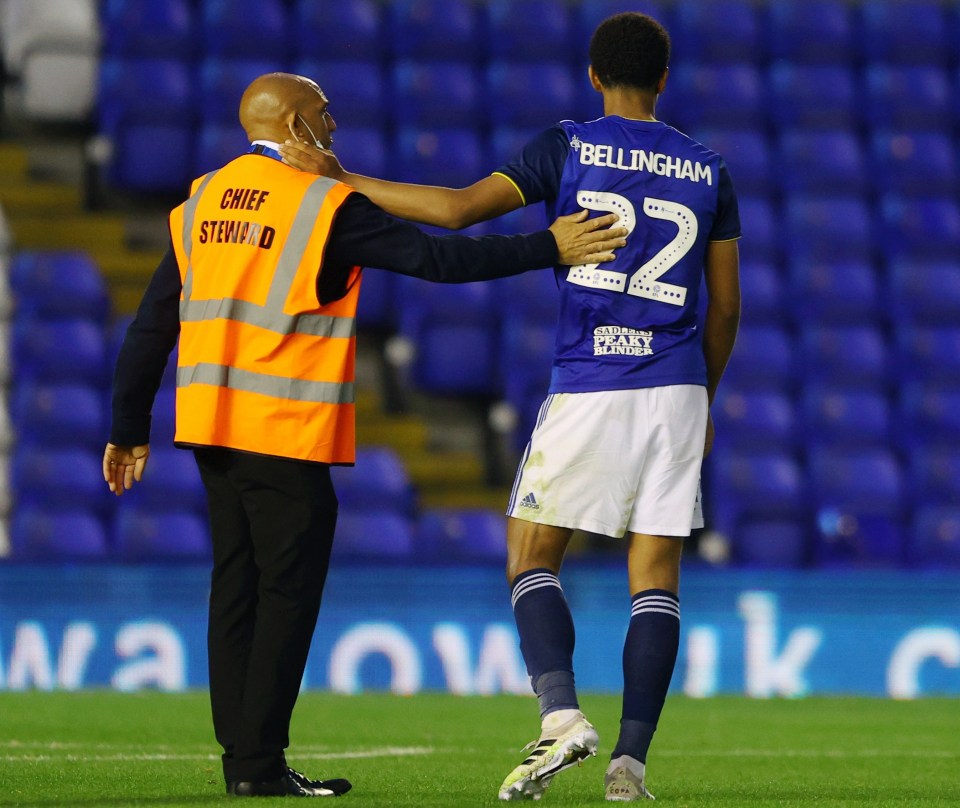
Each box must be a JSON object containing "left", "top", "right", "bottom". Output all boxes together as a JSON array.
[
  {"left": 331, "top": 512, "right": 414, "bottom": 560},
  {"left": 294, "top": 59, "right": 384, "bottom": 129},
  {"left": 391, "top": 61, "right": 481, "bottom": 128},
  {"left": 731, "top": 519, "right": 809, "bottom": 568},
  {"left": 489, "top": 126, "right": 543, "bottom": 167},
  {"left": 720, "top": 325, "right": 795, "bottom": 393},
  {"left": 658, "top": 65, "right": 765, "bottom": 132},
  {"left": 860, "top": 0, "right": 953, "bottom": 66},
  {"left": 415, "top": 508, "right": 506, "bottom": 560},
  {"left": 387, "top": 0, "right": 483, "bottom": 62},
  {"left": 10, "top": 509, "right": 108, "bottom": 560},
  {"left": 487, "top": 61, "right": 577, "bottom": 129},
  {"left": 909, "top": 506, "right": 960, "bottom": 568},
  {"left": 197, "top": 58, "right": 279, "bottom": 125},
  {"left": 201, "top": 0, "right": 288, "bottom": 62},
  {"left": 194, "top": 122, "right": 250, "bottom": 177},
  {"left": 291, "top": 0, "right": 382, "bottom": 61},
  {"left": 862, "top": 65, "right": 953, "bottom": 131},
  {"left": 12, "top": 446, "right": 105, "bottom": 512},
  {"left": 355, "top": 267, "right": 398, "bottom": 332},
  {"left": 787, "top": 258, "right": 881, "bottom": 325},
  {"left": 671, "top": 0, "right": 762, "bottom": 64},
  {"left": 734, "top": 197, "right": 778, "bottom": 263},
  {"left": 330, "top": 446, "right": 417, "bottom": 518},
  {"left": 798, "top": 325, "right": 888, "bottom": 390},
  {"left": 767, "top": 0, "right": 856, "bottom": 64},
  {"left": 894, "top": 326, "right": 960, "bottom": 385},
  {"left": 11, "top": 381, "right": 105, "bottom": 451},
  {"left": 119, "top": 446, "right": 207, "bottom": 516},
  {"left": 879, "top": 196, "right": 960, "bottom": 260},
  {"left": 326, "top": 126, "right": 390, "bottom": 184},
  {"left": 887, "top": 260, "right": 960, "bottom": 326},
  {"left": 777, "top": 130, "right": 867, "bottom": 195},
  {"left": 487, "top": 0, "right": 572, "bottom": 62},
  {"left": 693, "top": 129, "right": 772, "bottom": 197},
  {"left": 394, "top": 126, "right": 485, "bottom": 190},
  {"left": 799, "top": 387, "right": 890, "bottom": 448},
  {"left": 711, "top": 389, "right": 796, "bottom": 453},
  {"left": 112, "top": 506, "right": 210, "bottom": 561},
  {"left": 737, "top": 260, "right": 783, "bottom": 325},
  {"left": 100, "top": 0, "right": 196, "bottom": 60},
  {"left": 12, "top": 317, "right": 108, "bottom": 385},
  {"left": 576, "top": 1, "right": 672, "bottom": 45},
  {"left": 766, "top": 64, "right": 859, "bottom": 130},
  {"left": 870, "top": 132, "right": 957, "bottom": 197},
  {"left": 9, "top": 250, "right": 110, "bottom": 322},
  {"left": 783, "top": 196, "right": 873, "bottom": 261},
  {"left": 898, "top": 383, "right": 960, "bottom": 449},
  {"left": 813, "top": 509, "right": 904, "bottom": 568},
  {"left": 906, "top": 445, "right": 960, "bottom": 508},
  {"left": 97, "top": 57, "right": 195, "bottom": 192}
]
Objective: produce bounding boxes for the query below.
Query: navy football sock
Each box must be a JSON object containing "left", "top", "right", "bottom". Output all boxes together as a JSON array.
[
  {"left": 613, "top": 589, "right": 680, "bottom": 763},
  {"left": 510, "top": 568, "right": 578, "bottom": 717}
]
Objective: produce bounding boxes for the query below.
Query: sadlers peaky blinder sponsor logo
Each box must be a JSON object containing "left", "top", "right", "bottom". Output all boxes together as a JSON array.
[{"left": 594, "top": 325, "right": 654, "bottom": 356}]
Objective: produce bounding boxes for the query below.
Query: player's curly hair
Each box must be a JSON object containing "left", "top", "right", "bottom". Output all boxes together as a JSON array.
[{"left": 589, "top": 12, "right": 670, "bottom": 92}]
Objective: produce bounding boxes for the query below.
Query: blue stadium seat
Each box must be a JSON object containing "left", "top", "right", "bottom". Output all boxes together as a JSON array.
[
  {"left": 13, "top": 317, "right": 108, "bottom": 385},
  {"left": 711, "top": 389, "right": 796, "bottom": 452},
  {"left": 291, "top": 0, "right": 382, "bottom": 61},
  {"left": 489, "top": 126, "right": 542, "bottom": 166},
  {"left": 415, "top": 508, "right": 507, "bottom": 560},
  {"left": 895, "top": 326, "right": 960, "bottom": 385},
  {"left": 658, "top": 65, "right": 765, "bottom": 131},
  {"left": 777, "top": 130, "right": 867, "bottom": 195},
  {"left": 731, "top": 519, "right": 809, "bottom": 568},
  {"left": 787, "top": 258, "right": 881, "bottom": 325},
  {"left": 735, "top": 196, "right": 778, "bottom": 263},
  {"left": 671, "top": 0, "right": 762, "bottom": 64},
  {"left": 870, "top": 132, "right": 957, "bottom": 197},
  {"left": 799, "top": 387, "right": 890, "bottom": 448},
  {"left": 330, "top": 446, "right": 416, "bottom": 517},
  {"left": 798, "top": 325, "right": 888, "bottom": 390},
  {"left": 388, "top": 0, "right": 483, "bottom": 62},
  {"left": 880, "top": 196, "right": 960, "bottom": 260},
  {"left": 121, "top": 446, "right": 207, "bottom": 516},
  {"left": 721, "top": 325, "right": 795, "bottom": 393},
  {"left": 112, "top": 506, "right": 210, "bottom": 561},
  {"left": 201, "top": 0, "right": 288, "bottom": 62},
  {"left": 737, "top": 260, "right": 783, "bottom": 325},
  {"left": 394, "top": 126, "right": 485, "bottom": 189},
  {"left": 906, "top": 445, "right": 960, "bottom": 508},
  {"left": 12, "top": 446, "right": 105, "bottom": 512},
  {"left": 784, "top": 196, "right": 873, "bottom": 261},
  {"left": 693, "top": 129, "right": 771, "bottom": 197},
  {"left": 766, "top": 64, "right": 859, "bottom": 130},
  {"left": 862, "top": 65, "right": 953, "bottom": 130},
  {"left": 909, "top": 506, "right": 960, "bottom": 568},
  {"left": 487, "top": 61, "right": 576, "bottom": 129},
  {"left": 197, "top": 58, "right": 278, "bottom": 125},
  {"left": 11, "top": 382, "right": 105, "bottom": 451},
  {"left": 331, "top": 513, "right": 414, "bottom": 560},
  {"left": 100, "top": 0, "right": 196, "bottom": 60},
  {"left": 576, "top": 1, "right": 672, "bottom": 43},
  {"left": 98, "top": 57, "right": 195, "bottom": 192},
  {"left": 887, "top": 260, "right": 960, "bottom": 326},
  {"left": 767, "top": 0, "right": 856, "bottom": 64},
  {"left": 860, "top": 0, "right": 953, "bottom": 66},
  {"left": 294, "top": 60, "right": 384, "bottom": 129},
  {"left": 194, "top": 122, "right": 250, "bottom": 177},
  {"left": 391, "top": 61, "right": 481, "bottom": 128},
  {"left": 10, "top": 509, "right": 108, "bottom": 561},
  {"left": 487, "top": 0, "right": 572, "bottom": 62},
  {"left": 10, "top": 250, "right": 110, "bottom": 322},
  {"left": 355, "top": 267, "right": 398, "bottom": 332},
  {"left": 898, "top": 383, "right": 960, "bottom": 449}
]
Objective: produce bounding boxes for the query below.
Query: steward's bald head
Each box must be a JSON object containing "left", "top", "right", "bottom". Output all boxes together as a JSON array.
[{"left": 239, "top": 72, "right": 330, "bottom": 145}]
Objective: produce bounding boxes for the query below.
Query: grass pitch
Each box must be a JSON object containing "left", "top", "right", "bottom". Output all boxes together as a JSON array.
[{"left": 0, "top": 691, "right": 957, "bottom": 807}]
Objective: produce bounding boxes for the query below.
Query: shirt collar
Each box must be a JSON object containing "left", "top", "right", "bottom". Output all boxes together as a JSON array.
[{"left": 249, "top": 140, "right": 283, "bottom": 161}]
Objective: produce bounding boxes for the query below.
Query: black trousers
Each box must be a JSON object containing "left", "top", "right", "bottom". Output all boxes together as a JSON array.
[{"left": 194, "top": 447, "right": 338, "bottom": 784}]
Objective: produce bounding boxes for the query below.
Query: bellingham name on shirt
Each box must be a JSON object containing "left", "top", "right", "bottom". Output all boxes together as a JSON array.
[{"left": 572, "top": 136, "right": 713, "bottom": 186}]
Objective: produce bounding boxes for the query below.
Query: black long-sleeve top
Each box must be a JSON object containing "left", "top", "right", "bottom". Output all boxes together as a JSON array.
[{"left": 110, "top": 192, "right": 558, "bottom": 446}]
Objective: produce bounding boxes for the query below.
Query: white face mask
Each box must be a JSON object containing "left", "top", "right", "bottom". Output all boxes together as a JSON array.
[{"left": 289, "top": 114, "right": 323, "bottom": 148}]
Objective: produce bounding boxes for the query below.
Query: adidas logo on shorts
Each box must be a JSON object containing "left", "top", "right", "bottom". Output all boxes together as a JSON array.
[{"left": 519, "top": 492, "right": 540, "bottom": 510}]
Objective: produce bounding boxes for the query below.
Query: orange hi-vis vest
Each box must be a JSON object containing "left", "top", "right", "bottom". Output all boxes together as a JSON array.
[{"left": 168, "top": 153, "right": 361, "bottom": 464}]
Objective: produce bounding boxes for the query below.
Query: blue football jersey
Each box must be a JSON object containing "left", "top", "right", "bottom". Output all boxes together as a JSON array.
[{"left": 495, "top": 117, "right": 740, "bottom": 393}]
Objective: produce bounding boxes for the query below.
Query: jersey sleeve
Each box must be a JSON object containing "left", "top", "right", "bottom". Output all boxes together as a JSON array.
[
  {"left": 492, "top": 125, "right": 570, "bottom": 206},
  {"left": 708, "top": 161, "right": 741, "bottom": 241}
]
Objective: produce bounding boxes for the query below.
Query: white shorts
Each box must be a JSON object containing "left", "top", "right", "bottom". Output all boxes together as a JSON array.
[{"left": 506, "top": 386, "right": 707, "bottom": 538}]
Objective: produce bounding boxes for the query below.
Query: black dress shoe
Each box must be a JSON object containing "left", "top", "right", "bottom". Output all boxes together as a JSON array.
[{"left": 232, "top": 768, "right": 352, "bottom": 798}]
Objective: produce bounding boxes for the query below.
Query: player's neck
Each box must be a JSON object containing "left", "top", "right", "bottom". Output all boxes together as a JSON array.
[{"left": 601, "top": 89, "right": 658, "bottom": 122}]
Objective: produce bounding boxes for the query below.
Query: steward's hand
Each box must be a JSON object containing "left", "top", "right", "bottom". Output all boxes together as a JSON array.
[
  {"left": 103, "top": 442, "right": 150, "bottom": 496},
  {"left": 549, "top": 210, "right": 628, "bottom": 266},
  {"left": 279, "top": 140, "right": 345, "bottom": 180}
]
